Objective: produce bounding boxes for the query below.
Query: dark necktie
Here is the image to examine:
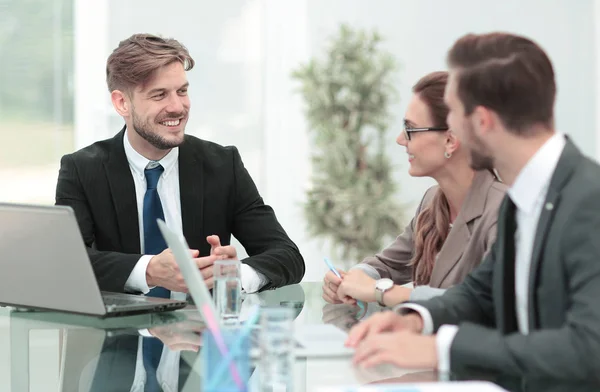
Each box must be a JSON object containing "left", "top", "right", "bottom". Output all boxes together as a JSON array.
[
  {"left": 502, "top": 197, "right": 519, "bottom": 333},
  {"left": 142, "top": 163, "right": 169, "bottom": 392},
  {"left": 143, "top": 163, "right": 170, "bottom": 299}
]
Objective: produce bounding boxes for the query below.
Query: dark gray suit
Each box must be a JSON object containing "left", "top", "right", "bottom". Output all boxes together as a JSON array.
[{"left": 411, "top": 139, "right": 600, "bottom": 381}]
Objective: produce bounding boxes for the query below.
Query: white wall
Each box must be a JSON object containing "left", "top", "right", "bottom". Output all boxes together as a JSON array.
[{"left": 75, "top": 0, "right": 597, "bottom": 282}]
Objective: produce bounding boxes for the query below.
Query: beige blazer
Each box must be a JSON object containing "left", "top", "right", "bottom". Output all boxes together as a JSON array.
[{"left": 361, "top": 170, "right": 507, "bottom": 288}]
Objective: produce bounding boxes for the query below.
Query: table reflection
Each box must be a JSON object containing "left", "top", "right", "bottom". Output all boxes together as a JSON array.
[{"left": 4, "top": 283, "right": 600, "bottom": 391}]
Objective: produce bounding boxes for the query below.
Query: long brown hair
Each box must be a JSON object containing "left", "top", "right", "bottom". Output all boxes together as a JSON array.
[{"left": 409, "top": 71, "right": 452, "bottom": 285}]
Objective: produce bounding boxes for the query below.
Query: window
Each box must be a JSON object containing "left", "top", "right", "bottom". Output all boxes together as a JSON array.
[{"left": 0, "top": 0, "right": 74, "bottom": 204}]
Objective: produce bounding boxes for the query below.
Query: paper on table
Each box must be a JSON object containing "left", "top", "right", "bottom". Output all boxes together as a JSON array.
[{"left": 316, "top": 381, "right": 508, "bottom": 392}]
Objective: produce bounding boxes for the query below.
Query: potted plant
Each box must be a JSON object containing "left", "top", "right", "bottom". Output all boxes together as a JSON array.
[{"left": 292, "top": 24, "right": 405, "bottom": 268}]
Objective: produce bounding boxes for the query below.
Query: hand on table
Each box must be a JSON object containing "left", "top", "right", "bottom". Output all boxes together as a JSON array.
[
  {"left": 345, "top": 310, "right": 423, "bottom": 347},
  {"left": 353, "top": 330, "right": 437, "bottom": 369}
]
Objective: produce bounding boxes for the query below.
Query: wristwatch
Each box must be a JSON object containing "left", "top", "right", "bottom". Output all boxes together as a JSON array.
[{"left": 374, "top": 278, "right": 394, "bottom": 307}]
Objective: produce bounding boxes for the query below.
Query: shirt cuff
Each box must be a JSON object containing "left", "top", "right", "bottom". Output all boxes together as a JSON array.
[
  {"left": 241, "top": 263, "right": 268, "bottom": 294},
  {"left": 351, "top": 264, "right": 381, "bottom": 280},
  {"left": 394, "top": 303, "right": 434, "bottom": 335},
  {"left": 436, "top": 324, "right": 459, "bottom": 373},
  {"left": 125, "top": 255, "right": 154, "bottom": 294},
  {"left": 409, "top": 286, "right": 447, "bottom": 301}
]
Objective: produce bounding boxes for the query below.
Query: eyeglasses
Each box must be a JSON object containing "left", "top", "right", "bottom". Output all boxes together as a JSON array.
[{"left": 403, "top": 126, "right": 449, "bottom": 141}]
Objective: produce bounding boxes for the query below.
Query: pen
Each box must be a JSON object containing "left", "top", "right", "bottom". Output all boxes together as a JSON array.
[
  {"left": 323, "top": 257, "right": 366, "bottom": 312},
  {"left": 324, "top": 257, "right": 342, "bottom": 279}
]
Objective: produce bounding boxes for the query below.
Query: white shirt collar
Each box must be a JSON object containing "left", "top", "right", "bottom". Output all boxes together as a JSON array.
[
  {"left": 123, "top": 128, "right": 179, "bottom": 181},
  {"left": 508, "top": 133, "right": 566, "bottom": 214}
]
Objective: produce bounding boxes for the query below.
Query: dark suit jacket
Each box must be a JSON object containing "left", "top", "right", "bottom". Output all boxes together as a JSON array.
[
  {"left": 411, "top": 139, "right": 600, "bottom": 381},
  {"left": 55, "top": 128, "right": 305, "bottom": 292}
]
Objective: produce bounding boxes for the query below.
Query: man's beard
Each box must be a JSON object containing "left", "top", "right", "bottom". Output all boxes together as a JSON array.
[
  {"left": 464, "top": 124, "right": 494, "bottom": 171},
  {"left": 132, "top": 110, "right": 186, "bottom": 150},
  {"left": 469, "top": 149, "right": 495, "bottom": 171}
]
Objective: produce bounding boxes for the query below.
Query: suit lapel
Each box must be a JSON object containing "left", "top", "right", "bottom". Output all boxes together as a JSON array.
[
  {"left": 179, "top": 137, "right": 204, "bottom": 249},
  {"left": 527, "top": 189, "right": 559, "bottom": 292},
  {"left": 527, "top": 138, "right": 580, "bottom": 327},
  {"left": 493, "top": 197, "right": 510, "bottom": 330},
  {"left": 429, "top": 219, "right": 469, "bottom": 287},
  {"left": 429, "top": 171, "right": 496, "bottom": 286},
  {"left": 104, "top": 128, "right": 140, "bottom": 253}
]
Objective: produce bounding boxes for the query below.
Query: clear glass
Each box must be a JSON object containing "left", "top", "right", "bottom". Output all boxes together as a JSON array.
[
  {"left": 258, "top": 307, "right": 295, "bottom": 392},
  {"left": 214, "top": 259, "right": 242, "bottom": 326},
  {"left": 202, "top": 327, "right": 250, "bottom": 392}
]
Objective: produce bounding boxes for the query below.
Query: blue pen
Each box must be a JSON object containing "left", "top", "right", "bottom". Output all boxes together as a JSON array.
[
  {"left": 324, "top": 257, "right": 342, "bottom": 279},
  {"left": 324, "top": 257, "right": 366, "bottom": 312},
  {"left": 208, "top": 304, "right": 261, "bottom": 390}
]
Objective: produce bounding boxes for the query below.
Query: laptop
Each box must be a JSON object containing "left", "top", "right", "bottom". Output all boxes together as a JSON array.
[
  {"left": 0, "top": 203, "right": 187, "bottom": 317},
  {"left": 157, "top": 219, "right": 354, "bottom": 358}
]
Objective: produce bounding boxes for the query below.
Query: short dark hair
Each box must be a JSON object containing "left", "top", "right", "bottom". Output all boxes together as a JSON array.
[
  {"left": 447, "top": 32, "right": 556, "bottom": 134},
  {"left": 106, "top": 33, "right": 195, "bottom": 93}
]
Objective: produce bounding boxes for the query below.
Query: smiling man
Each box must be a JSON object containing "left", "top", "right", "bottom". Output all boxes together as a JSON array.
[{"left": 55, "top": 34, "right": 305, "bottom": 298}]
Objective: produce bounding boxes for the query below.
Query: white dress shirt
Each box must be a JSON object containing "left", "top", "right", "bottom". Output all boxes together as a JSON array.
[
  {"left": 121, "top": 130, "right": 269, "bottom": 391},
  {"left": 122, "top": 129, "right": 268, "bottom": 295},
  {"left": 398, "top": 133, "right": 566, "bottom": 373}
]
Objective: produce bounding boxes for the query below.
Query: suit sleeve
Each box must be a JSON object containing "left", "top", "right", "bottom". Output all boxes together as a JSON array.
[
  {"left": 55, "top": 154, "right": 141, "bottom": 293},
  {"left": 447, "top": 192, "right": 600, "bottom": 381},
  {"left": 359, "top": 187, "right": 434, "bottom": 284},
  {"left": 229, "top": 147, "right": 305, "bottom": 289}
]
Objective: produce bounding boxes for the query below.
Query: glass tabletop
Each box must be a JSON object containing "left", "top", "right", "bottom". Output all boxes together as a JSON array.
[{"left": 0, "top": 282, "right": 598, "bottom": 391}]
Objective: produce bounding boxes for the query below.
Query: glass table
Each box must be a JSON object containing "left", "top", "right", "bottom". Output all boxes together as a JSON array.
[{"left": 0, "top": 282, "right": 598, "bottom": 391}]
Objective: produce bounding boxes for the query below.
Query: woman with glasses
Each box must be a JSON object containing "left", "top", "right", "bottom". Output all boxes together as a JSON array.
[{"left": 322, "top": 71, "right": 507, "bottom": 308}]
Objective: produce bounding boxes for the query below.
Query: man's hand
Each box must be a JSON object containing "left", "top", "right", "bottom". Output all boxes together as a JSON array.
[
  {"left": 148, "top": 322, "right": 204, "bottom": 352},
  {"left": 322, "top": 269, "right": 347, "bottom": 304},
  {"left": 345, "top": 311, "right": 423, "bottom": 347},
  {"left": 337, "top": 269, "right": 377, "bottom": 303},
  {"left": 146, "top": 248, "right": 218, "bottom": 291},
  {"left": 353, "top": 330, "right": 437, "bottom": 369},
  {"left": 207, "top": 235, "right": 238, "bottom": 260}
]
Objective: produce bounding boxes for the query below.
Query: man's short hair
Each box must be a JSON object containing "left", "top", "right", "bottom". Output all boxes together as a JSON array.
[
  {"left": 447, "top": 32, "right": 556, "bottom": 134},
  {"left": 106, "top": 33, "right": 195, "bottom": 94}
]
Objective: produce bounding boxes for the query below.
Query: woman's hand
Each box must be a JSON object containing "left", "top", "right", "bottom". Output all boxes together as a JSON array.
[
  {"left": 322, "top": 269, "right": 346, "bottom": 304},
  {"left": 337, "top": 269, "right": 377, "bottom": 303}
]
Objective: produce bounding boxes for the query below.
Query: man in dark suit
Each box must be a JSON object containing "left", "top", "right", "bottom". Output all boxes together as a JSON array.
[
  {"left": 345, "top": 32, "right": 600, "bottom": 382},
  {"left": 55, "top": 33, "right": 305, "bottom": 296},
  {"left": 56, "top": 33, "right": 304, "bottom": 392}
]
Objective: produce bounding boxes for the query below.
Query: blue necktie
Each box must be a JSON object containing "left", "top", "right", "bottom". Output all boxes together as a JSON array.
[
  {"left": 143, "top": 164, "right": 170, "bottom": 298},
  {"left": 142, "top": 163, "right": 169, "bottom": 392}
]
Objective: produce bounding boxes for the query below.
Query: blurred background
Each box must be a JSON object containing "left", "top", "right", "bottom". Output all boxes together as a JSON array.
[{"left": 1, "top": 0, "right": 597, "bottom": 282}]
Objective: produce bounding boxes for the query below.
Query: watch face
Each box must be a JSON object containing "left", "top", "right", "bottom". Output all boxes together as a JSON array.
[{"left": 377, "top": 278, "right": 394, "bottom": 290}]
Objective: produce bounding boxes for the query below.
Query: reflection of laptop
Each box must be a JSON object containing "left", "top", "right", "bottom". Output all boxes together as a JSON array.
[
  {"left": 0, "top": 203, "right": 187, "bottom": 317},
  {"left": 157, "top": 219, "right": 353, "bottom": 358}
]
